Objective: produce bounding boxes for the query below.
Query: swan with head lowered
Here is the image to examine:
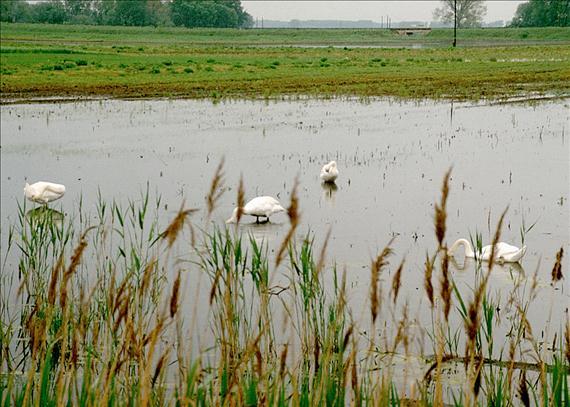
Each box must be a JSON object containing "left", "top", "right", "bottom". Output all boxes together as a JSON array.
[
  {"left": 24, "top": 181, "right": 66, "bottom": 204},
  {"left": 320, "top": 161, "right": 339, "bottom": 183},
  {"left": 448, "top": 238, "right": 527, "bottom": 263},
  {"left": 226, "top": 196, "right": 285, "bottom": 224}
]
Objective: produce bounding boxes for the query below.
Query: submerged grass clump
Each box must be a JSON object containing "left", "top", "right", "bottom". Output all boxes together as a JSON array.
[{"left": 0, "top": 171, "right": 568, "bottom": 405}]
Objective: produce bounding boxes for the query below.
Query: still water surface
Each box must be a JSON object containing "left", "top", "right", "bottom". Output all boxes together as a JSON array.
[{"left": 1, "top": 98, "right": 568, "bottom": 358}]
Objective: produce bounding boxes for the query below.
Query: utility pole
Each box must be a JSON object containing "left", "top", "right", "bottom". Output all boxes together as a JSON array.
[{"left": 453, "top": 0, "right": 457, "bottom": 47}]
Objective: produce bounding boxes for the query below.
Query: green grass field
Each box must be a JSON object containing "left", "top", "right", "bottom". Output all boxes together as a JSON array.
[{"left": 1, "top": 23, "right": 570, "bottom": 101}]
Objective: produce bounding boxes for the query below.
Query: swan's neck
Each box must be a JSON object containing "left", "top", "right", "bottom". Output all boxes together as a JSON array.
[
  {"left": 449, "top": 238, "right": 475, "bottom": 258},
  {"left": 226, "top": 207, "right": 239, "bottom": 224}
]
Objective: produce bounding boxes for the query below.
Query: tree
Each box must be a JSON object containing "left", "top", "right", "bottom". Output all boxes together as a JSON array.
[
  {"left": 511, "top": 0, "right": 569, "bottom": 27},
  {"left": 34, "top": 0, "right": 68, "bottom": 24},
  {"left": 113, "top": 0, "right": 149, "bottom": 26},
  {"left": 433, "top": 0, "right": 487, "bottom": 28},
  {"left": 171, "top": 0, "right": 252, "bottom": 28},
  {"left": 1, "top": 0, "right": 35, "bottom": 23},
  {"left": 96, "top": 0, "right": 169, "bottom": 26}
]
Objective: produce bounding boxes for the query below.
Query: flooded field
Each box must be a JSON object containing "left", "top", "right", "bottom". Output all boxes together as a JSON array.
[
  {"left": 1, "top": 97, "right": 568, "bottom": 403},
  {"left": 2, "top": 97, "right": 569, "bottom": 314}
]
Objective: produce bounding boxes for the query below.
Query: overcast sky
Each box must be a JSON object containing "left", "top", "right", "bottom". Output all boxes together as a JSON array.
[{"left": 242, "top": 1, "right": 526, "bottom": 23}]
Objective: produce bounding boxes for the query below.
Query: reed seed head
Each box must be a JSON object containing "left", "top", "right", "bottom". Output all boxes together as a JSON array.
[
  {"left": 518, "top": 370, "right": 530, "bottom": 407},
  {"left": 391, "top": 257, "right": 405, "bottom": 306},
  {"left": 370, "top": 239, "right": 394, "bottom": 324},
  {"left": 551, "top": 247, "right": 563, "bottom": 283},
  {"left": 170, "top": 271, "right": 180, "bottom": 318},
  {"left": 161, "top": 203, "right": 197, "bottom": 248},
  {"left": 424, "top": 253, "right": 435, "bottom": 309},
  {"left": 206, "top": 157, "right": 225, "bottom": 218},
  {"left": 275, "top": 178, "right": 300, "bottom": 268},
  {"left": 440, "top": 251, "right": 452, "bottom": 321},
  {"left": 236, "top": 174, "right": 245, "bottom": 224},
  {"left": 434, "top": 168, "right": 451, "bottom": 249}
]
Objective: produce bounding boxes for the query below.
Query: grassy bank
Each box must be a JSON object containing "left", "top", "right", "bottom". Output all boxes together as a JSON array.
[
  {"left": 2, "top": 23, "right": 570, "bottom": 47},
  {"left": 1, "top": 23, "right": 570, "bottom": 101},
  {"left": 1, "top": 170, "right": 568, "bottom": 406}
]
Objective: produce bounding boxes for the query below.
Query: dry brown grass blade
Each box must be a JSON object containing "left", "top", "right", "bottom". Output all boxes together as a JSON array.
[
  {"left": 391, "top": 257, "right": 405, "bottom": 305},
  {"left": 152, "top": 350, "right": 170, "bottom": 387},
  {"left": 254, "top": 343, "right": 263, "bottom": 377},
  {"left": 47, "top": 253, "right": 64, "bottom": 306},
  {"left": 392, "top": 303, "right": 410, "bottom": 354},
  {"left": 206, "top": 157, "right": 225, "bottom": 218},
  {"left": 113, "top": 297, "right": 129, "bottom": 334},
  {"left": 209, "top": 268, "right": 222, "bottom": 305},
  {"left": 370, "top": 238, "right": 394, "bottom": 324},
  {"left": 316, "top": 227, "right": 332, "bottom": 276},
  {"left": 161, "top": 202, "right": 198, "bottom": 248},
  {"left": 350, "top": 349, "right": 359, "bottom": 402},
  {"left": 473, "top": 356, "right": 484, "bottom": 398},
  {"left": 140, "top": 257, "right": 157, "bottom": 295},
  {"left": 313, "top": 335, "right": 320, "bottom": 375},
  {"left": 275, "top": 178, "right": 299, "bottom": 268},
  {"left": 279, "top": 344, "right": 289, "bottom": 378},
  {"left": 61, "top": 226, "right": 96, "bottom": 308},
  {"left": 434, "top": 168, "right": 451, "bottom": 249},
  {"left": 343, "top": 324, "right": 354, "bottom": 352},
  {"left": 551, "top": 247, "right": 563, "bottom": 283}
]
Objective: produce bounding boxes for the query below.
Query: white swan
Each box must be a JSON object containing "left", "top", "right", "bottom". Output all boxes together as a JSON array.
[
  {"left": 320, "top": 161, "right": 339, "bottom": 183},
  {"left": 448, "top": 238, "right": 527, "bottom": 263},
  {"left": 226, "top": 196, "right": 286, "bottom": 224},
  {"left": 24, "top": 181, "right": 66, "bottom": 204}
]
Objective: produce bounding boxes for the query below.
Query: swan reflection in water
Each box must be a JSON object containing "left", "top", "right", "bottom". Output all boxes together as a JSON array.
[
  {"left": 26, "top": 207, "right": 65, "bottom": 226},
  {"left": 321, "top": 181, "right": 338, "bottom": 201},
  {"left": 234, "top": 221, "right": 285, "bottom": 247},
  {"left": 450, "top": 255, "right": 525, "bottom": 281}
]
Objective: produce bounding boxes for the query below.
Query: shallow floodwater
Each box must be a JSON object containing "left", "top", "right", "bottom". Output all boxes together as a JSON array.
[{"left": 1, "top": 98, "right": 569, "bottom": 365}]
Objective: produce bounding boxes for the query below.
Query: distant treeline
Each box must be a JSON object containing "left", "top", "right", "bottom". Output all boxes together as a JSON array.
[
  {"left": 0, "top": 0, "right": 253, "bottom": 28},
  {"left": 511, "top": 0, "right": 569, "bottom": 27}
]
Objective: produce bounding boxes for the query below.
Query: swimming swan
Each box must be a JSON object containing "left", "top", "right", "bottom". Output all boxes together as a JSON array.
[
  {"left": 448, "top": 238, "right": 527, "bottom": 263},
  {"left": 226, "top": 196, "right": 286, "bottom": 224},
  {"left": 320, "top": 161, "right": 339, "bottom": 183},
  {"left": 24, "top": 181, "right": 66, "bottom": 204}
]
